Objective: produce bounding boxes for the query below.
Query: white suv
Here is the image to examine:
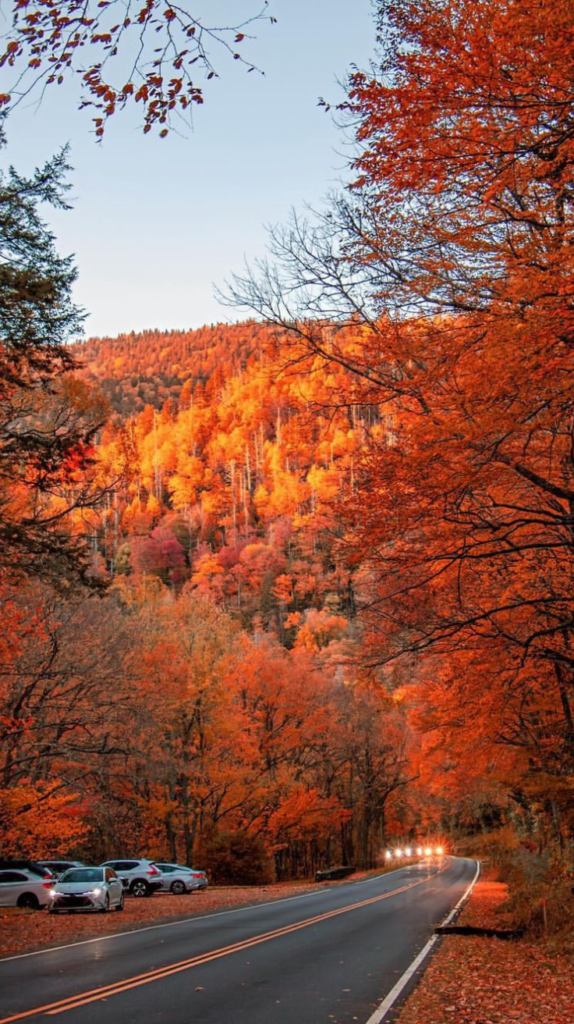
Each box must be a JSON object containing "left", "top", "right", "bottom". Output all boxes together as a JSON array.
[{"left": 99, "top": 859, "right": 163, "bottom": 897}]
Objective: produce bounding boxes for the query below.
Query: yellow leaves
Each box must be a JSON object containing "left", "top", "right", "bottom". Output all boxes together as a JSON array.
[
  {"left": 145, "top": 494, "right": 162, "bottom": 519},
  {"left": 294, "top": 608, "right": 349, "bottom": 652},
  {"left": 306, "top": 464, "right": 340, "bottom": 504},
  {"left": 192, "top": 552, "right": 224, "bottom": 581}
]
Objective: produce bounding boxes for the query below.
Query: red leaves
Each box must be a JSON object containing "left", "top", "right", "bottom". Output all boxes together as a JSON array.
[
  {"left": 2, "top": 0, "right": 271, "bottom": 136},
  {"left": 397, "top": 882, "right": 574, "bottom": 1024}
]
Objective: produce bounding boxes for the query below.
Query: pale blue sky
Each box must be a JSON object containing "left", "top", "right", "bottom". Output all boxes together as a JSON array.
[{"left": 1, "top": 1, "right": 376, "bottom": 338}]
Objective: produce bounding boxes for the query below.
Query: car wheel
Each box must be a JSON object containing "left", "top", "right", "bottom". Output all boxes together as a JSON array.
[
  {"left": 116, "top": 893, "right": 125, "bottom": 912},
  {"left": 130, "top": 879, "right": 150, "bottom": 898},
  {"left": 170, "top": 880, "right": 186, "bottom": 895},
  {"left": 17, "top": 893, "right": 40, "bottom": 910},
  {"left": 100, "top": 894, "right": 110, "bottom": 913}
]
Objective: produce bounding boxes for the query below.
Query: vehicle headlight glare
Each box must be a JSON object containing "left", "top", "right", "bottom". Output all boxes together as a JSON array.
[
  {"left": 405, "top": 847, "right": 412, "bottom": 857},
  {"left": 89, "top": 888, "right": 102, "bottom": 896},
  {"left": 385, "top": 850, "right": 393, "bottom": 859}
]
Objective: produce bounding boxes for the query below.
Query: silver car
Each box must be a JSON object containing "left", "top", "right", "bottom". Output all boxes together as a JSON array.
[
  {"left": 0, "top": 868, "right": 53, "bottom": 909},
  {"left": 49, "top": 866, "right": 124, "bottom": 913},
  {"left": 154, "top": 863, "right": 208, "bottom": 894}
]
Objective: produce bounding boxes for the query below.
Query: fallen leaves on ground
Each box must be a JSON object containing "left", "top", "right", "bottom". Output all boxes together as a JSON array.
[
  {"left": 395, "top": 880, "right": 574, "bottom": 1024},
  {"left": 0, "top": 883, "right": 322, "bottom": 959}
]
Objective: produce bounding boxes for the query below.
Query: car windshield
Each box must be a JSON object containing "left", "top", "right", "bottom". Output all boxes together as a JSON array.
[{"left": 60, "top": 868, "right": 104, "bottom": 883}]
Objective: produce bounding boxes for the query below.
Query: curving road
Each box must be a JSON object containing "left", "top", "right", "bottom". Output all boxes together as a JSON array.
[{"left": 0, "top": 857, "right": 477, "bottom": 1024}]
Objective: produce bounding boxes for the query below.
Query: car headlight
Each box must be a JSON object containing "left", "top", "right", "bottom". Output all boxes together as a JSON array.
[
  {"left": 87, "top": 888, "right": 102, "bottom": 896},
  {"left": 49, "top": 889, "right": 57, "bottom": 898}
]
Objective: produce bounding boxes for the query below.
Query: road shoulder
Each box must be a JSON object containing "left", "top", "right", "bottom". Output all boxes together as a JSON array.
[
  {"left": 0, "top": 883, "right": 322, "bottom": 959},
  {"left": 393, "top": 877, "right": 574, "bottom": 1024}
]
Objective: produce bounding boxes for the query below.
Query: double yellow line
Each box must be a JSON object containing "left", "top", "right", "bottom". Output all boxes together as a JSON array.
[{"left": 0, "top": 872, "right": 439, "bottom": 1023}]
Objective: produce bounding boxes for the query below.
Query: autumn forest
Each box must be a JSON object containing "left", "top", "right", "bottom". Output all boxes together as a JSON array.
[{"left": 2, "top": 0, "right": 574, "bottom": 902}]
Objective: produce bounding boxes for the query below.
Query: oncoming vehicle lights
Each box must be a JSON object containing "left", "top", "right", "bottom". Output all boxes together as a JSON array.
[{"left": 384, "top": 844, "right": 447, "bottom": 860}]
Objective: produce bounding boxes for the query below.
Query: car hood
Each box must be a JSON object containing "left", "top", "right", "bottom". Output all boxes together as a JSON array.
[{"left": 54, "top": 882, "right": 105, "bottom": 893}]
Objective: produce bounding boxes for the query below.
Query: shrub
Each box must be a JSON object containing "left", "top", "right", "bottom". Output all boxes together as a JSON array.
[{"left": 198, "top": 830, "right": 274, "bottom": 886}]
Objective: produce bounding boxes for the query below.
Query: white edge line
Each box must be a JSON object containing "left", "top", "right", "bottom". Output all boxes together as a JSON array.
[
  {"left": 363, "top": 859, "right": 481, "bottom": 1024},
  {"left": 0, "top": 862, "right": 436, "bottom": 965}
]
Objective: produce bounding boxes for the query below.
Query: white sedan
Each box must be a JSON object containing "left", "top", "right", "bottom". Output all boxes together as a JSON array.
[
  {"left": 48, "top": 866, "right": 124, "bottom": 913},
  {"left": 154, "top": 863, "right": 208, "bottom": 894},
  {"left": 0, "top": 869, "right": 52, "bottom": 910}
]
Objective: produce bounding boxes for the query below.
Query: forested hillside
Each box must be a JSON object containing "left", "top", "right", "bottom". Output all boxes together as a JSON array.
[
  {"left": 77, "top": 323, "right": 370, "bottom": 626},
  {"left": 1, "top": 320, "right": 419, "bottom": 879},
  {"left": 76, "top": 323, "right": 264, "bottom": 416}
]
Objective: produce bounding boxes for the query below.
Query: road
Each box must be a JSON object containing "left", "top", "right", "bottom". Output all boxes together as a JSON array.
[{"left": 0, "top": 857, "right": 477, "bottom": 1024}]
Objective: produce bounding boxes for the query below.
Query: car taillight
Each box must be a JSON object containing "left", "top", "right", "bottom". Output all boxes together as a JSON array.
[
  {"left": 42, "top": 881, "right": 53, "bottom": 889},
  {"left": 147, "top": 866, "right": 160, "bottom": 875},
  {"left": 191, "top": 872, "right": 202, "bottom": 878}
]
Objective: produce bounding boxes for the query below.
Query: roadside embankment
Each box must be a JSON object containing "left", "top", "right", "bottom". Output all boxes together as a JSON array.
[{"left": 395, "top": 876, "right": 574, "bottom": 1024}]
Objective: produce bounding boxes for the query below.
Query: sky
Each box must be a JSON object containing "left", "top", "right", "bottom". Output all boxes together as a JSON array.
[{"left": 1, "top": 0, "right": 377, "bottom": 339}]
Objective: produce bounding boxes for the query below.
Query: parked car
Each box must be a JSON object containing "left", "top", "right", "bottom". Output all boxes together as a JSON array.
[
  {"left": 0, "top": 859, "right": 55, "bottom": 879},
  {"left": 99, "top": 859, "right": 163, "bottom": 897},
  {"left": 0, "top": 868, "right": 53, "bottom": 909},
  {"left": 154, "top": 863, "right": 208, "bottom": 894},
  {"left": 38, "top": 860, "right": 84, "bottom": 879},
  {"left": 49, "top": 866, "right": 124, "bottom": 914}
]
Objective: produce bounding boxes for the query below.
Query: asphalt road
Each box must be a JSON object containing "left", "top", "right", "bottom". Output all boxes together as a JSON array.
[{"left": 0, "top": 857, "right": 477, "bottom": 1024}]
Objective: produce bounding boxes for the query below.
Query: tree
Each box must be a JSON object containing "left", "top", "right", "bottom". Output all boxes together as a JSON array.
[
  {"left": 0, "top": 581, "right": 136, "bottom": 854},
  {"left": 228, "top": 0, "right": 574, "bottom": 843},
  {"left": 0, "top": 1, "right": 276, "bottom": 137},
  {"left": 0, "top": 131, "right": 111, "bottom": 587}
]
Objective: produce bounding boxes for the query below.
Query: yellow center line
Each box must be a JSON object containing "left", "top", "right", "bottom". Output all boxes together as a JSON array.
[{"left": 0, "top": 868, "right": 443, "bottom": 1023}]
